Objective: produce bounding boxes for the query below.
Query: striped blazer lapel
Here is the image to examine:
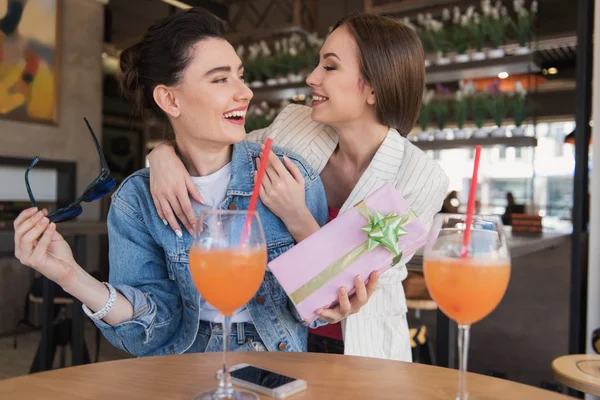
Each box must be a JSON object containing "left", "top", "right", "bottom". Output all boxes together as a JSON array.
[{"left": 308, "top": 125, "right": 337, "bottom": 174}]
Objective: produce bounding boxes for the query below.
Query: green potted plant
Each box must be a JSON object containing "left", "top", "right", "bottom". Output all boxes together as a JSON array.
[
  {"left": 471, "top": 91, "right": 489, "bottom": 138},
  {"left": 510, "top": 81, "right": 532, "bottom": 136},
  {"left": 454, "top": 80, "right": 473, "bottom": 139},
  {"left": 418, "top": 13, "right": 451, "bottom": 65},
  {"left": 285, "top": 48, "right": 304, "bottom": 83},
  {"left": 451, "top": 7, "right": 471, "bottom": 63},
  {"left": 246, "top": 44, "right": 264, "bottom": 88},
  {"left": 244, "top": 58, "right": 256, "bottom": 86},
  {"left": 417, "top": 89, "right": 435, "bottom": 140},
  {"left": 256, "top": 54, "right": 275, "bottom": 87},
  {"left": 275, "top": 39, "right": 291, "bottom": 85},
  {"left": 510, "top": 0, "right": 538, "bottom": 55},
  {"left": 432, "top": 84, "right": 450, "bottom": 139},
  {"left": 415, "top": 15, "right": 432, "bottom": 67},
  {"left": 255, "top": 41, "right": 277, "bottom": 87},
  {"left": 481, "top": 0, "right": 509, "bottom": 58},
  {"left": 285, "top": 34, "right": 305, "bottom": 82},
  {"left": 466, "top": 9, "right": 486, "bottom": 61},
  {"left": 486, "top": 79, "right": 509, "bottom": 137}
]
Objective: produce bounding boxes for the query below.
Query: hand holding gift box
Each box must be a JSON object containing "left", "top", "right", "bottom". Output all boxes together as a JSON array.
[{"left": 268, "top": 183, "right": 428, "bottom": 323}]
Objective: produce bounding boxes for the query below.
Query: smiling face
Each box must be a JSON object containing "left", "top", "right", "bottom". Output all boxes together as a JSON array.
[
  {"left": 155, "top": 38, "right": 253, "bottom": 147},
  {"left": 306, "top": 14, "right": 426, "bottom": 136},
  {"left": 305, "top": 25, "right": 376, "bottom": 128}
]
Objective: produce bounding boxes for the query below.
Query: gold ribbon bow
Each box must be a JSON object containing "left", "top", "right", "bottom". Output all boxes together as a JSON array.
[{"left": 289, "top": 201, "right": 418, "bottom": 305}]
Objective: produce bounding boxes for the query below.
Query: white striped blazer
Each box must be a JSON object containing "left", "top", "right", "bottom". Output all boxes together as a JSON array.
[{"left": 247, "top": 104, "right": 449, "bottom": 360}]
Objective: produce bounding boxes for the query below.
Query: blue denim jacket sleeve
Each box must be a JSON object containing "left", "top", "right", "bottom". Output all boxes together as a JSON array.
[{"left": 90, "top": 194, "right": 183, "bottom": 356}]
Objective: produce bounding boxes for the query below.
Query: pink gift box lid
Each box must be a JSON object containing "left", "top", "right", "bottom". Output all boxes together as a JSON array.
[{"left": 268, "top": 183, "right": 428, "bottom": 323}]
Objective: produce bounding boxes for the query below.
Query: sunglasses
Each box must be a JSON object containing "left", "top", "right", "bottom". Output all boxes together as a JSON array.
[{"left": 25, "top": 118, "right": 116, "bottom": 223}]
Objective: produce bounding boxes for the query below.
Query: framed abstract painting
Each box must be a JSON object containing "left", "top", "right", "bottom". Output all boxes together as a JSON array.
[{"left": 0, "top": 0, "right": 61, "bottom": 124}]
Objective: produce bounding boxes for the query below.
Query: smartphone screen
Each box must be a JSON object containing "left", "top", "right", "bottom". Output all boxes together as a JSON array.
[{"left": 230, "top": 365, "right": 297, "bottom": 389}]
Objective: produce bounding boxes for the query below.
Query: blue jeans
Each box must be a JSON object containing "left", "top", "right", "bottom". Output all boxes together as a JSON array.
[{"left": 186, "top": 321, "right": 267, "bottom": 353}]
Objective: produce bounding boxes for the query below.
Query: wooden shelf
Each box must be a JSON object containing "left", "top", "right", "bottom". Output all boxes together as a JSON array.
[
  {"left": 412, "top": 136, "right": 538, "bottom": 151},
  {"left": 425, "top": 54, "right": 539, "bottom": 84},
  {"left": 250, "top": 82, "right": 311, "bottom": 102},
  {"left": 364, "top": 0, "right": 469, "bottom": 15},
  {"left": 249, "top": 53, "right": 541, "bottom": 100}
]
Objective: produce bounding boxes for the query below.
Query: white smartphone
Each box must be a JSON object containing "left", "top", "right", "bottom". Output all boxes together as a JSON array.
[{"left": 217, "top": 363, "right": 307, "bottom": 399}]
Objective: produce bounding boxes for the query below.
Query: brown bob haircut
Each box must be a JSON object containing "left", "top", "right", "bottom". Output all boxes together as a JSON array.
[{"left": 331, "top": 13, "right": 425, "bottom": 137}]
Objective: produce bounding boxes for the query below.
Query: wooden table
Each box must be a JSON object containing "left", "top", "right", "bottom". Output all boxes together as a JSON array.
[
  {"left": 0, "top": 353, "right": 572, "bottom": 399},
  {"left": 552, "top": 354, "right": 600, "bottom": 396}
]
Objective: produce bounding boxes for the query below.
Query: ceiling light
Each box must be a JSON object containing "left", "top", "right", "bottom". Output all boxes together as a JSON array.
[
  {"left": 498, "top": 72, "right": 509, "bottom": 79},
  {"left": 160, "top": 0, "right": 191, "bottom": 9},
  {"left": 548, "top": 67, "right": 558, "bottom": 75}
]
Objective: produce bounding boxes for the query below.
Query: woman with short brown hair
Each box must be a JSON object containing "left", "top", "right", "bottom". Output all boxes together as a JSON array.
[{"left": 148, "top": 12, "right": 449, "bottom": 361}]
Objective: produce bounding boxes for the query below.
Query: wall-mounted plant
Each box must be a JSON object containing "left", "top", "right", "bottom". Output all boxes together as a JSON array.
[
  {"left": 510, "top": 0, "right": 538, "bottom": 53},
  {"left": 466, "top": 9, "right": 487, "bottom": 60},
  {"left": 432, "top": 84, "right": 451, "bottom": 138},
  {"left": 481, "top": 0, "right": 510, "bottom": 57},
  {"left": 486, "top": 78, "right": 510, "bottom": 136},
  {"left": 418, "top": 13, "right": 451, "bottom": 63},
  {"left": 451, "top": 7, "right": 471, "bottom": 60}
]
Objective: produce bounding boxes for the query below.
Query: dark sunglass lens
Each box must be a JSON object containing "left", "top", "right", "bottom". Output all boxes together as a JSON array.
[
  {"left": 81, "top": 178, "right": 116, "bottom": 202},
  {"left": 49, "top": 206, "right": 83, "bottom": 223}
]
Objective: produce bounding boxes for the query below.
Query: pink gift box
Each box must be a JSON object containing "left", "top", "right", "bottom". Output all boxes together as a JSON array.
[{"left": 268, "top": 183, "right": 428, "bottom": 323}]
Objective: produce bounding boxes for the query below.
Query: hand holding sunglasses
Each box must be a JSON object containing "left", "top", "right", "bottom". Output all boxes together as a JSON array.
[{"left": 25, "top": 118, "right": 116, "bottom": 223}]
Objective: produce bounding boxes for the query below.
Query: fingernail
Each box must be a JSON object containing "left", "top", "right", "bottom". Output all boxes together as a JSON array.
[
  {"left": 188, "top": 228, "right": 194, "bottom": 235},
  {"left": 356, "top": 275, "right": 363, "bottom": 282},
  {"left": 40, "top": 217, "right": 49, "bottom": 225},
  {"left": 283, "top": 155, "right": 289, "bottom": 161},
  {"left": 340, "top": 287, "right": 346, "bottom": 295},
  {"left": 198, "top": 197, "right": 205, "bottom": 205},
  {"left": 162, "top": 219, "right": 168, "bottom": 226},
  {"left": 36, "top": 211, "right": 43, "bottom": 217},
  {"left": 175, "top": 230, "right": 183, "bottom": 238}
]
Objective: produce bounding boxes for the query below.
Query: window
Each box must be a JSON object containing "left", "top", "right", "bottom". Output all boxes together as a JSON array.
[
  {"left": 515, "top": 147, "right": 523, "bottom": 159},
  {"left": 499, "top": 146, "right": 507, "bottom": 160}
]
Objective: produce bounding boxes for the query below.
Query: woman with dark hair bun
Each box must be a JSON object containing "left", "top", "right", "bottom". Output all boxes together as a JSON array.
[
  {"left": 149, "top": 12, "right": 449, "bottom": 361},
  {"left": 12, "top": 7, "right": 374, "bottom": 359}
]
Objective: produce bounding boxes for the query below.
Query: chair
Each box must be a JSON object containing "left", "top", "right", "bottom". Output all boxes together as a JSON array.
[
  {"left": 14, "top": 275, "right": 101, "bottom": 372},
  {"left": 403, "top": 270, "right": 437, "bottom": 365}
]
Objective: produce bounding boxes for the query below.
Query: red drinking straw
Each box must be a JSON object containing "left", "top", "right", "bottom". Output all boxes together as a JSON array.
[
  {"left": 461, "top": 145, "right": 482, "bottom": 258},
  {"left": 240, "top": 138, "right": 273, "bottom": 246}
]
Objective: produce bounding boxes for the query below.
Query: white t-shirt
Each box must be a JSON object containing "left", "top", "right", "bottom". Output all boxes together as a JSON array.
[{"left": 190, "top": 162, "right": 251, "bottom": 323}]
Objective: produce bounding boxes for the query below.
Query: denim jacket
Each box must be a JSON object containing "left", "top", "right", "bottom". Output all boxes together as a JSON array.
[{"left": 91, "top": 141, "right": 328, "bottom": 357}]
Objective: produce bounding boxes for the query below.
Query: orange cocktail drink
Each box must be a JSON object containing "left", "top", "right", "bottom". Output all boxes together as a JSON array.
[{"left": 189, "top": 248, "right": 266, "bottom": 315}]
